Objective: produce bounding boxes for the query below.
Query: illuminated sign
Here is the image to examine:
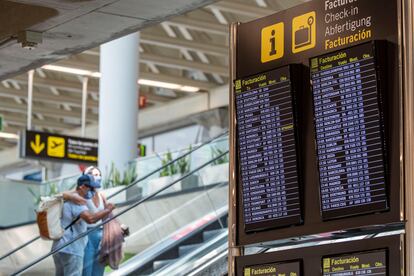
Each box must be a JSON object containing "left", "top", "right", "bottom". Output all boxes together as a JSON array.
[
  {"left": 20, "top": 130, "right": 98, "bottom": 164},
  {"left": 244, "top": 261, "right": 301, "bottom": 276},
  {"left": 292, "top": 11, "right": 316, "bottom": 53},
  {"left": 237, "top": 0, "right": 395, "bottom": 78},
  {"left": 310, "top": 41, "right": 388, "bottom": 220},
  {"left": 235, "top": 65, "right": 303, "bottom": 232},
  {"left": 323, "top": 250, "right": 387, "bottom": 276},
  {"left": 261, "top": 22, "right": 284, "bottom": 63}
]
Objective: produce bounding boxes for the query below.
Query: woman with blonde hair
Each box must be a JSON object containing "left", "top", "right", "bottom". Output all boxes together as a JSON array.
[{"left": 81, "top": 166, "right": 109, "bottom": 276}]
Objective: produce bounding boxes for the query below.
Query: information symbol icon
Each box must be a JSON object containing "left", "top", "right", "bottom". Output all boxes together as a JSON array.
[{"left": 260, "top": 22, "right": 284, "bottom": 63}]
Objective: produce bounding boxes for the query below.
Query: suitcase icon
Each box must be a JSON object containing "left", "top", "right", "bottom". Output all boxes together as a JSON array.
[
  {"left": 294, "top": 25, "right": 311, "bottom": 49},
  {"left": 293, "top": 15, "right": 315, "bottom": 51}
]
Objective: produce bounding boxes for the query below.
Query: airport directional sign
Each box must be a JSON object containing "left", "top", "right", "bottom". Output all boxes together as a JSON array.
[{"left": 20, "top": 130, "right": 98, "bottom": 164}]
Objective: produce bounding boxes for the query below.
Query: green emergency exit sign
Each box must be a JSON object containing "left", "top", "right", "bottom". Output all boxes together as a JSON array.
[{"left": 0, "top": 115, "right": 3, "bottom": 131}]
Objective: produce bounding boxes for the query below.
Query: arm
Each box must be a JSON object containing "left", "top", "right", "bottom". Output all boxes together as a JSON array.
[
  {"left": 62, "top": 191, "right": 87, "bottom": 205},
  {"left": 80, "top": 203, "right": 115, "bottom": 224}
]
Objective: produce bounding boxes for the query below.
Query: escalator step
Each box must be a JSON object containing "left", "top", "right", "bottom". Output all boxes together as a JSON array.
[
  {"left": 153, "top": 259, "right": 174, "bottom": 271},
  {"left": 178, "top": 243, "right": 202, "bottom": 257},
  {"left": 203, "top": 228, "right": 227, "bottom": 241}
]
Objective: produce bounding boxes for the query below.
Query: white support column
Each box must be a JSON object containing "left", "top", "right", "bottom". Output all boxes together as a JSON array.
[
  {"left": 98, "top": 32, "right": 139, "bottom": 179},
  {"left": 27, "top": 70, "right": 34, "bottom": 130}
]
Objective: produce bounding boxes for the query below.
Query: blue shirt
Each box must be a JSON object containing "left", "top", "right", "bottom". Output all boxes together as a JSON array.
[{"left": 52, "top": 201, "right": 88, "bottom": 257}]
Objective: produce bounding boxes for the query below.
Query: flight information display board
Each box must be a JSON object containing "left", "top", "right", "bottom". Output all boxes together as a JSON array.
[
  {"left": 310, "top": 42, "right": 388, "bottom": 220},
  {"left": 235, "top": 65, "right": 302, "bottom": 232},
  {"left": 244, "top": 260, "right": 301, "bottom": 276},
  {"left": 322, "top": 250, "right": 387, "bottom": 276}
]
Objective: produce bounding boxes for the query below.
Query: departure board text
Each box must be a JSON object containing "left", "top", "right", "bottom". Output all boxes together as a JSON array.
[
  {"left": 244, "top": 261, "right": 301, "bottom": 276},
  {"left": 323, "top": 250, "right": 387, "bottom": 276},
  {"left": 310, "top": 42, "right": 388, "bottom": 220},
  {"left": 235, "top": 66, "right": 302, "bottom": 232}
]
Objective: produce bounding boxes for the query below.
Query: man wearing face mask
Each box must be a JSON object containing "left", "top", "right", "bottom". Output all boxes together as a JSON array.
[
  {"left": 82, "top": 166, "right": 109, "bottom": 276},
  {"left": 52, "top": 174, "right": 115, "bottom": 276}
]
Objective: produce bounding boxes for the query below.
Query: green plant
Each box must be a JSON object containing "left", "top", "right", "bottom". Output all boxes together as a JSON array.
[
  {"left": 159, "top": 151, "right": 177, "bottom": 177},
  {"left": 159, "top": 146, "right": 192, "bottom": 177},
  {"left": 122, "top": 165, "right": 137, "bottom": 185},
  {"left": 103, "top": 163, "right": 138, "bottom": 188},
  {"left": 177, "top": 145, "right": 191, "bottom": 174},
  {"left": 211, "top": 146, "right": 229, "bottom": 166}
]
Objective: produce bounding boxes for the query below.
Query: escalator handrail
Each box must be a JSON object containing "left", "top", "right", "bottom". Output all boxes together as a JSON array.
[
  {"left": 0, "top": 131, "right": 228, "bottom": 261},
  {"left": 11, "top": 150, "right": 229, "bottom": 276},
  {"left": 155, "top": 230, "right": 229, "bottom": 276},
  {"left": 112, "top": 205, "right": 229, "bottom": 275}
]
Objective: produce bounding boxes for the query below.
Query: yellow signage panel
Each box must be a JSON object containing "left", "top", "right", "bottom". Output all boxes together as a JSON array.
[
  {"left": 292, "top": 11, "right": 316, "bottom": 53},
  {"left": 47, "top": 136, "right": 65, "bottom": 158},
  {"left": 261, "top": 22, "right": 284, "bottom": 63}
]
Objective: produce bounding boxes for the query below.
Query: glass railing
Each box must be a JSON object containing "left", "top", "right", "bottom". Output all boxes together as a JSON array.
[
  {"left": 0, "top": 132, "right": 228, "bottom": 270},
  {"left": 9, "top": 148, "right": 229, "bottom": 276},
  {"left": 0, "top": 179, "right": 42, "bottom": 228},
  {"left": 0, "top": 132, "right": 228, "bottom": 231},
  {"left": 0, "top": 132, "right": 228, "bottom": 230}
]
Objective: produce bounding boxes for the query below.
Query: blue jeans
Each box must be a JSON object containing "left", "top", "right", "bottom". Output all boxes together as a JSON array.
[
  {"left": 53, "top": 252, "right": 83, "bottom": 276},
  {"left": 82, "top": 229, "right": 105, "bottom": 276}
]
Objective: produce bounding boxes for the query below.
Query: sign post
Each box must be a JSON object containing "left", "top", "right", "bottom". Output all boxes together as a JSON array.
[
  {"left": 228, "top": 22, "right": 242, "bottom": 276},
  {"left": 402, "top": 0, "right": 414, "bottom": 273}
]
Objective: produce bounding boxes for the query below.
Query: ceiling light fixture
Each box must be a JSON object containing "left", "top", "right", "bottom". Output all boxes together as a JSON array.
[
  {"left": 42, "top": 65, "right": 99, "bottom": 78},
  {"left": 138, "top": 79, "right": 200, "bottom": 92},
  {"left": 42, "top": 64, "right": 199, "bottom": 92},
  {"left": 138, "top": 79, "right": 181, "bottom": 90},
  {"left": 137, "top": 79, "right": 199, "bottom": 92},
  {"left": 180, "top": 86, "right": 200, "bottom": 92},
  {"left": 0, "top": 132, "right": 19, "bottom": 139}
]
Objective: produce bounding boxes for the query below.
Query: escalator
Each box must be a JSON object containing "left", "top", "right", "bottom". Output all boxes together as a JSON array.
[
  {"left": 110, "top": 204, "right": 228, "bottom": 275},
  {"left": 0, "top": 132, "right": 229, "bottom": 275}
]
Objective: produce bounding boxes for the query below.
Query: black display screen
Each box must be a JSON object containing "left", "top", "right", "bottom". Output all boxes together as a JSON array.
[
  {"left": 244, "top": 260, "right": 301, "bottom": 276},
  {"left": 235, "top": 65, "right": 302, "bottom": 232},
  {"left": 310, "top": 42, "right": 388, "bottom": 220},
  {"left": 322, "top": 250, "right": 387, "bottom": 276}
]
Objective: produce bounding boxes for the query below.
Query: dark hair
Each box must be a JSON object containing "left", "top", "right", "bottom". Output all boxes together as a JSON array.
[{"left": 77, "top": 174, "right": 93, "bottom": 187}]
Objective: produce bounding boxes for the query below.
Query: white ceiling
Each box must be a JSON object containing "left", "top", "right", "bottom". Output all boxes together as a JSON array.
[
  {"left": 0, "top": 0, "right": 307, "bottom": 151},
  {"left": 0, "top": 0, "right": 216, "bottom": 80}
]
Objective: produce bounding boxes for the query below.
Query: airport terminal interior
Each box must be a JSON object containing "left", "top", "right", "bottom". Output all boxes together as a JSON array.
[{"left": 0, "top": 0, "right": 414, "bottom": 275}]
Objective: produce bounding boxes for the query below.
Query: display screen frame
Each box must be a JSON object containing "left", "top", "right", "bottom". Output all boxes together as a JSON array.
[
  {"left": 232, "top": 0, "right": 401, "bottom": 247},
  {"left": 235, "top": 235, "right": 401, "bottom": 275},
  {"left": 234, "top": 64, "right": 305, "bottom": 234},
  {"left": 309, "top": 41, "right": 390, "bottom": 221}
]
